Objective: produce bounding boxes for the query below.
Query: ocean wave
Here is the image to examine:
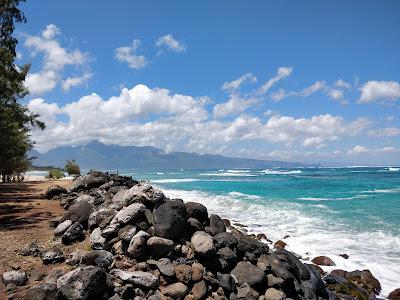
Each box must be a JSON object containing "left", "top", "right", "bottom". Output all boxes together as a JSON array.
[
  {"left": 151, "top": 178, "right": 199, "bottom": 183},
  {"left": 160, "top": 186, "right": 400, "bottom": 296},
  {"left": 228, "top": 191, "right": 262, "bottom": 200},
  {"left": 260, "top": 169, "right": 302, "bottom": 175},
  {"left": 199, "top": 172, "right": 257, "bottom": 177},
  {"left": 156, "top": 172, "right": 164, "bottom": 175},
  {"left": 297, "top": 195, "right": 368, "bottom": 201},
  {"left": 362, "top": 187, "right": 400, "bottom": 194},
  {"left": 388, "top": 167, "right": 399, "bottom": 172},
  {"left": 226, "top": 169, "right": 251, "bottom": 173}
]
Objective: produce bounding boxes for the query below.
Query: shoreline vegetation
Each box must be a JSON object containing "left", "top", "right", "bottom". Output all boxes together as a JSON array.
[{"left": 1, "top": 171, "right": 398, "bottom": 300}]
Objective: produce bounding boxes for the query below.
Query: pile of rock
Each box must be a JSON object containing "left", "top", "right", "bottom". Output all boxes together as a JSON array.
[{"left": 1, "top": 171, "right": 392, "bottom": 300}]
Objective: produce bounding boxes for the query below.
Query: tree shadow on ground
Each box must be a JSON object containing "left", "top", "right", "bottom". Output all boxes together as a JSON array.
[{"left": 0, "top": 182, "right": 52, "bottom": 230}]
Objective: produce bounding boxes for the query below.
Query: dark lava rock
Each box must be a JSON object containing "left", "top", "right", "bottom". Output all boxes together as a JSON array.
[
  {"left": 388, "top": 288, "right": 400, "bottom": 300},
  {"left": 217, "top": 272, "right": 235, "bottom": 294},
  {"left": 230, "top": 261, "right": 266, "bottom": 290},
  {"left": 185, "top": 202, "right": 208, "bottom": 223},
  {"left": 41, "top": 247, "right": 65, "bottom": 264},
  {"left": 214, "top": 232, "right": 238, "bottom": 249},
  {"left": 147, "top": 236, "right": 174, "bottom": 258},
  {"left": 311, "top": 255, "right": 336, "bottom": 266},
  {"left": 23, "top": 283, "right": 58, "bottom": 300},
  {"left": 191, "top": 231, "right": 216, "bottom": 256},
  {"left": 67, "top": 250, "right": 114, "bottom": 269},
  {"left": 339, "top": 253, "right": 349, "bottom": 259},
  {"left": 236, "top": 282, "right": 259, "bottom": 300},
  {"left": 57, "top": 266, "right": 112, "bottom": 299},
  {"left": 61, "top": 195, "right": 94, "bottom": 227},
  {"left": 274, "top": 240, "right": 287, "bottom": 249},
  {"left": 46, "top": 184, "right": 68, "bottom": 199},
  {"left": 20, "top": 242, "right": 42, "bottom": 257},
  {"left": 70, "top": 171, "right": 109, "bottom": 192},
  {"left": 209, "top": 214, "right": 226, "bottom": 235},
  {"left": 61, "top": 222, "right": 85, "bottom": 245},
  {"left": 275, "top": 249, "right": 310, "bottom": 282},
  {"left": 2, "top": 270, "right": 27, "bottom": 286},
  {"left": 153, "top": 199, "right": 187, "bottom": 240},
  {"left": 234, "top": 232, "right": 269, "bottom": 257}
]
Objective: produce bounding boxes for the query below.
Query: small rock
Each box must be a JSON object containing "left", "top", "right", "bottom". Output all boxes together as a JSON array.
[
  {"left": 20, "top": 242, "right": 41, "bottom": 257},
  {"left": 214, "top": 232, "right": 238, "bottom": 249},
  {"left": 388, "top": 288, "right": 400, "bottom": 300},
  {"left": 155, "top": 258, "right": 175, "bottom": 277},
  {"left": 264, "top": 287, "right": 286, "bottom": 300},
  {"left": 191, "top": 231, "right": 215, "bottom": 256},
  {"left": 23, "top": 283, "right": 58, "bottom": 300},
  {"left": 90, "top": 227, "right": 107, "bottom": 250},
  {"left": 54, "top": 219, "right": 72, "bottom": 236},
  {"left": 111, "top": 269, "right": 159, "bottom": 290},
  {"left": 2, "top": 270, "right": 27, "bottom": 286},
  {"left": 230, "top": 261, "right": 266, "bottom": 289},
  {"left": 67, "top": 250, "right": 114, "bottom": 268},
  {"left": 60, "top": 195, "right": 94, "bottom": 226},
  {"left": 339, "top": 253, "right": 349, "bottom": 259},
  {"left": 191, "top": 262, "right": 204, "bottom": 282},
  {"left": 127, "top": 230, "right": 150, "bottom": 259},
  {"left": 217, "top": 273, "right": 234, "bottom": 294},
  {"left": 41, "top": 247, "right": 65, "bottom": 264},
  {"left": 209, "top": 214, "right": 226, "bottom": 235},
  {"left": 311, "top": 256, "right": 336, "bottom": 266},
  {"left": 273, "top": 240, "right": 286, "bottom": 249},
  {"left": 175, "top": 264, "right": 192, "bottom": 284},
  {"left": 147, "top": 236, "right": 174, "bottom": 258},
  {"left": 267, "top": 274, "right": 284, "bottom": 288},
  {"left": 236, "top": 282, "right": 259, "bottom": 300},
  {"left": 161, "top": 282, "right": 188, "bottom": 299},
  {"left": 62, "top": 222, "right": 85, "bottom": 245},
  {"left": 192, "top": 280, "right": 207, "bottom": 300}
]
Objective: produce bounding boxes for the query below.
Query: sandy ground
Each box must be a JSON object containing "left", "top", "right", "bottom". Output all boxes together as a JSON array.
[{"left": 0, "top": 179, "right": 91, "bottom": 299}]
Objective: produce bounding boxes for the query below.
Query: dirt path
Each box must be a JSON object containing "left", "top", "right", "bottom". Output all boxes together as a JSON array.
[{"left": 0, "top": 180, "right": 71, "bottom": 298}]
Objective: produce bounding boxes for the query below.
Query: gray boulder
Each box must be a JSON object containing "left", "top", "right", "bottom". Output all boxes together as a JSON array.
[
  {"left": 88, "top": 208, "right": 117, "bottom": 230},
  {"left": 54, "top": 219, "right": 72, "bottom": 236},
  {"left": 57, "top": 266, "right": 112, "bottom": 299},
  {"left": 214, "top": 232, "right": 238, "bottom": 249},
  {"left": 127, "top": 230, "right": 150, "bottom": 259},
  {"left": 2, "top": 270, "right": 27, "bottom": 286},
  {"left": 46, "top": 184, "right": 68, "bottom": 199},
  {"left": 153, "top": 199, "right": 187, "bottom": 240},
  {"left": 185, "top": 202, "right": 208, "bottom": 223},
  {"left": 264, "top": 287, "right": 286, "bottom": 300},
  {"left": 191, "top": 231, "right": 215, "bottom": 256},
  {"left": 62, "top": 222, "right": 85, "bottom": 245},
  {"left": 61, "top": 195, "right": 94, "bottom": 227},
  {"left": 111, "top": 269, "right": 159, "bottom": 290},
  {"left": 90, "top": 227, "right": 107, "bottom": 250},
  {"left": 210, "top": 214, "right": 226, "bottom": 235},
  {"left": 147, "top": 236, "right": 174, "bottom": 258},
  {"left": 67, "top": 250, "right": 114, "bottom": 269},
  {"left": 23, "top": 283, "right": 58, "bottom": 300},
  {"left": 230, "top": 261, "right": 266, "bottom": 289},
  {"left": 70, "top": 172, "right": 109, "bottom": 192},
  {"left": 41, "top": 247, "right": 65, "bottom": 264},
  {"left": 160, "top": 282, "right": 188, "bottom": 298},
  {"left": 110, "top": 202, "right": 146, "bottom": 225}
]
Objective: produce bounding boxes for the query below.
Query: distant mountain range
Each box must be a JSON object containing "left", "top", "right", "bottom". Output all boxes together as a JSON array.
[{"left": 30, "top": 141, "right": 313, "bottom": 170}]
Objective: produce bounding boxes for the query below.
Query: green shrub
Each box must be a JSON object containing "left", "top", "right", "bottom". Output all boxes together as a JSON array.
[
  {"left": 65, "top": 160, "right": 81, "bottom": 177},
  {"left": 46, "top": 168, "right": 65, "bottom": 179}
]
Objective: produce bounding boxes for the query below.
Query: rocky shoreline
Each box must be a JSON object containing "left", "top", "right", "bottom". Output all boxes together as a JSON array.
[{"left": 2, "top": 171, "right": 399, "bottom": 300}]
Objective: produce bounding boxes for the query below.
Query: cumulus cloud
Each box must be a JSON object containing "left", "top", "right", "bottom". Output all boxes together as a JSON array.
[
  {"left": 115, "top": 39, "right": 147, "bottom": 69},
  {"left": 28, "top": 84, "right": 372, "bottom": 155},
  {"left": 24, "top": 24, "right": 90, "bottom": 95},
  {"left": 156, "top": 34, "right": 187, "bottom": 53},
  {"left": 270, "top": 81, "right": 326, "bottom": 102},
  {"left": 213, "top": 96, "right": 256, "bottom": 118},
  {"left": 327, "top": 89, "right": 348, "bottom": 104},
  {"left": 359, "top": 80, "right": 400, "bottom": 103},
  {"left": 257, "top": 67, "right": 293, "bottom": 95},
  {"left": 221, "top": 73, "right": 257, "bottom": 92},
  {"left": 61, "top": 72, "right": 93, "bottom": 91},
  {"left": 348, "top": 145, "right": 398, "bottom": 155},
  {"left": 334, "top": 79, "right": 352, "bottom": 90}
]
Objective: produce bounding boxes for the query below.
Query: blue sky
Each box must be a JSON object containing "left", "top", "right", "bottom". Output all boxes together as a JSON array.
[{"left": 16, "top": 0, "right": 400, "bottom": 165}]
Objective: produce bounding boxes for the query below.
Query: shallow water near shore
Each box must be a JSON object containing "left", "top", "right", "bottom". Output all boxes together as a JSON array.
[{"left": 120, "top": 166, "right": 400, "bottom": 296}]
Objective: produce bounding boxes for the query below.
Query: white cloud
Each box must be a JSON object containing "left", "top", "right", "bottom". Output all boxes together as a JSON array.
[
  {"left": 327, "top": 89, "right": 348, "bottom": 104},
  {"left": 24, "top": 24, "right": 90, "bottom": 95},
  {"left": 221, "top": 73, "right": 257, "bottom": 92},
  {"left": 359, "top": 80, "right": 400, "bottom": 103},
  {"left": 213, "top": 96, "right": 256, "bottom": 118},
  {"left": 156, "top": 34, "right": 187, "bottom": 53},
  {"left": 348, "top": 145, "right": 398, "bottom": 155},
  {"left": 115, "top": 39, "right": 147, "bottom": 69},
  {"left": 334, "top": 79, "right": 351, "bottom": 89},
  {"left": 61, "top": 72, "right": 93, "bottom": 91},
  {"left": 270, "top": 81, "right": 325, "bottom": 102},
  {"left": 257, "top": 67, "right": 293, "bottom": 95},
  {"left": 368, "top": 127, "right": 400, "bottom": 137}
]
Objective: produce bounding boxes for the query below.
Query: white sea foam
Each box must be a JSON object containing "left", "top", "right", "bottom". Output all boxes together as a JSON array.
[
  {"left": 226, "top": 169, "right": 251, "bottom": 173},
  {"left": 156, "top": 172, "right": 164, "bottom": 175},
  {"left": 362, "top": 187, "right": 400, "bottom": 194},
  {"left": 260, "top": 169, "right": 302, "bottom": 175},
  {"left": 388, "top": 167, "right": 399, "bottom": 172},
  {"left": 228, "top": 191, "right": 262, "bottom": 200},
  {"left": 297, "top": 194, "right": 369, "bottom": 201},
  {"left": 159, "top": 187, "right": 400, "bottom": 296},
  {"left": 199, "top": 172, "right": 257, "bottom": 177},
  {"left": 151, "top": 178, "right": 199, "bottom": 183}
]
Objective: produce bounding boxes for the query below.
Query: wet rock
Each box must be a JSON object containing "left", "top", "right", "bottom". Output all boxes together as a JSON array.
[
  {"left": 236, "top": 282, "right": 259, "bottom": 300},
  {"left": 90, "top": 227, "right": 107, "bottom": 250},
  {"left": 175, "top": 264, "right": 192, "bottom": 284},
  {"left": 311, "top": 256, "right": 336, "bottom": 266},
  {"left": 23, "top": 283, "right": 58, "bottom": 300},
  {"left": 388, "top": 288, "right": 400, "bottom": 300},
  {"left": 111, "top": 202, "right": 146, "bottom": 225},
  {"left": 160, "top": 282, "right": 188, "bottom": 298},
  {"left": 147, "top": 236, "right": 174, "bottom": 258},
  {"left": 191, "top": 231, "right": 215, "bottom": 256},
  {"left": 230, "top": 261, "right": 266, "bottom": 289},
  {"left": 264, "top": 287, "right": 286, "bottom": 300},
  {"left": 275, "top": 249, "right": 310, "bottom": 282},
  {"left": 111, "top": 269, "right": 159, "bottom": 290},
  {"left": 46, "top": 184, "right": 68, "bottom": 199},
  {"left": 185, "top": 202, "right": 208, "bottom": 223},
  {"left": 127, "top": 230, "right": 150, "bottom": 259},
  {"left": 234, "top": 233, "right": 269, "bottom": 257},
  {"left": 339, "top": 254, "right": 349, "bottom": 259},
  {"left": 192, "top": 280, "right": 207, "bottom": 300},
  {"left": 2, "top": 270, "right": 27, "bottom": 286},
  {"left": 67, "top": 250, "right": 114, "bottom": 269},
  {"left": 346, "top": 269, "right": 381, "bottom": 295},
  {"left": 274, "top": 240, "right": 287, "bottom": 249},
  {"left": 54, "top": 219, "right": 72, "bottom": 236},
  {"left": 62, "top": 222, "right": 85, "bottom": 245},
  {"left": 57, "top": 266, "right": 112, "bottom": 299},
  {"left": 214, "top": 232, "right": 238, "bottom": 249},
  {"left": 153, "top": 199, "right": 188, "bottom": 240},
  {"left": 210, "top": 214, "right": 226, "bottom": 235},
  {"left": 41, "top": 247, "right": 65, "bottom": 264}
]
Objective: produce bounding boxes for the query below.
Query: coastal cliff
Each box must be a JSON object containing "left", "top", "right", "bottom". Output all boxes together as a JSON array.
[{"left": 1, "top": 171, "right": 391, "bottom": 300}]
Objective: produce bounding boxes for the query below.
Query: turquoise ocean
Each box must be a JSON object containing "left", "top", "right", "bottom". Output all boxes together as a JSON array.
[{"left": 120, "top": 166, "right": 400, "bottom": 296}]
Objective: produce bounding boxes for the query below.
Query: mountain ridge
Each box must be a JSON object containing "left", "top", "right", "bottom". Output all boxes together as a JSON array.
[{"left": 31, "top": 140, "right": 314, "bottom": 170}]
